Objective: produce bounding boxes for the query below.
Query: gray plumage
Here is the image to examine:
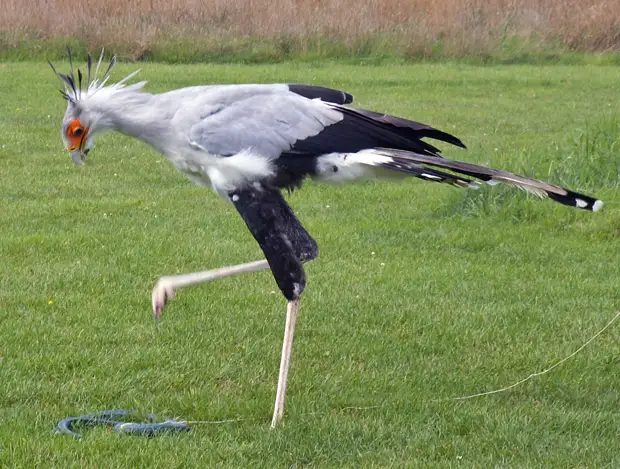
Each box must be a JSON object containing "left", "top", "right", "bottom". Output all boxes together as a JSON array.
[{"left": 188, "top": 88, "right": 343, "bottom": 158}]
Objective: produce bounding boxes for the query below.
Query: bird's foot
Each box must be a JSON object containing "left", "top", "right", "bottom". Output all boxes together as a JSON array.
[{"left": 152, "top": 277, "right": 175, "bottom": 321}]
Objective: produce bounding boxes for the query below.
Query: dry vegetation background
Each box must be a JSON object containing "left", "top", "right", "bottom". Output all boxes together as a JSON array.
[{"left": 1, "top": 0, "right": 620, "bottom": 60}]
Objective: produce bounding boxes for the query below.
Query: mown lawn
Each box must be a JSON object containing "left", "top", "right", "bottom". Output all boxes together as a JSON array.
[{"left": 0, "top": 61, "right": 618, "bottom": 468}]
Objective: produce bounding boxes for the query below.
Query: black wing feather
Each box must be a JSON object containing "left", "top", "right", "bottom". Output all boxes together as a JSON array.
[
  {"left": 352, "top": 108, "right": 466, "bottom": 149},
  {"left": 271, "top": 101, "right": 466, "bottom": 190},
  {"left": 284, "top": 106, "right": 463, "bottom": 158},
  {"left": 288, "top": 84, "right": 354, "bottom": 104}
]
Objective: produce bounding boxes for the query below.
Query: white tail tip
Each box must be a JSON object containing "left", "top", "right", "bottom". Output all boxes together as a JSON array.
[{"left": 593, "top": 200, "right": 604, "bottom": 212}]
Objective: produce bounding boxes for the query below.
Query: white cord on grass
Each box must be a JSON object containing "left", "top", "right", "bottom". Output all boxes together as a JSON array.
[
  {"left": 450, "top": 310, "right": 620, "bottom": 401},
  {"left": 182, "top": 311, "right": 620, "bottom": 424},
  {"left": 182, "top": 417, "right": 256, "bottom": 425}
]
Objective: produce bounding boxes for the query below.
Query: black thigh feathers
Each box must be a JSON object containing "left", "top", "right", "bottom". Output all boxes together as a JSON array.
[{"left": 229, "top": 184, "right": 318, "bottom": 301}]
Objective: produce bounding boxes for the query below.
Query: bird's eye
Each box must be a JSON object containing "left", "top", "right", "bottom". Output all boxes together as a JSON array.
[{"left": 67, "top": 119, "right": 85, "bottom": 139}]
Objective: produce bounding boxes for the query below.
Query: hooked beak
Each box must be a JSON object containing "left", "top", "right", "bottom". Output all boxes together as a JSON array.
[
  {"left": 70, "top": 148, "right": 89, "bottom": 165},
  {"left": 68, "top": 132, "right": 90, "bottom": 165}
]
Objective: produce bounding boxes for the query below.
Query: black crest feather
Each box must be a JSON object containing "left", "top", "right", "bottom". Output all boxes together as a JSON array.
[{"left": 49, "top": 47, "right": 117, "bottom": 103}]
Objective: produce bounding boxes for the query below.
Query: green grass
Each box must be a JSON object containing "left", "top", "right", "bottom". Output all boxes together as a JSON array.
[
  {"left": 0, "top": 61, "right": 619, "bottom": 468},
  {"left": 4, "top": 37, "right": 620, "bottom": 66}
]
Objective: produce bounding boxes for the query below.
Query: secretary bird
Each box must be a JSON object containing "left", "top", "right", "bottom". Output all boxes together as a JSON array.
[{"left": 49, "top": 49, "right": 602, "bottom": 428}]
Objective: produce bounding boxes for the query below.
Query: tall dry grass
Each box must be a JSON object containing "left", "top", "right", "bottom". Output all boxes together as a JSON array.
[{"left": 1, "top": 0, "right": 619, "bottom": 59}]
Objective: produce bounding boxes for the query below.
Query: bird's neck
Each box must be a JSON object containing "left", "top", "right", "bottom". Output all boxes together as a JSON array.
[{"left": 86, "top": 89, "right": 179, "bottom": 153}]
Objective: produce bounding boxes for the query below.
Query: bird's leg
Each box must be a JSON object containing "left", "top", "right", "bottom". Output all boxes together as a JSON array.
[
  {"left": 152, "top": 259, "right": 270, "bottom": 319},
  {"left": 228, "top": 184, "right": 318, "bottom": 427},
  {"left": 271, "top": 297, "right": 301, "bottom": 428}
]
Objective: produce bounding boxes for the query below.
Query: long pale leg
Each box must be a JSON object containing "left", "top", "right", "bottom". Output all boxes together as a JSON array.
[
  {"left": 152, "top": 259, "right": 270, "bottom": 319},
  {"left": 271, "top": 298, "right": 301, "bottom": 428}
]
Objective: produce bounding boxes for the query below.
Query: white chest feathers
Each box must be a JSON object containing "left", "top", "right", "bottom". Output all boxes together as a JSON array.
[{"left": 170, "top": 148, "right": 276, "bottom": 198}]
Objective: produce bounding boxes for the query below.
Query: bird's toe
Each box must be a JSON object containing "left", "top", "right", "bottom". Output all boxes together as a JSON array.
[{"left": 152, "top": 278, "right": 175, "bottom": 321}]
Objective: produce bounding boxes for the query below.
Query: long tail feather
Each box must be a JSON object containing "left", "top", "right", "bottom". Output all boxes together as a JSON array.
[
  {"left": 382, "top": 157, "right": 478, "bottom": 188},
  {"left": 372, "top": 148, "right": 603, "bottom": 211}
]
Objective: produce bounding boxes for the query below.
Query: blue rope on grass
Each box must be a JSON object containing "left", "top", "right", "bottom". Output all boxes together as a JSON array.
[{"left": 55, "top": 409, "right": 190, "bottom": 439}]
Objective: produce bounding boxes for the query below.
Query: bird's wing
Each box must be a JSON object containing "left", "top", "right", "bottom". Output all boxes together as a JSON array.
[{"left": 188, "top": 89, "right": 344, "bottom": 158}]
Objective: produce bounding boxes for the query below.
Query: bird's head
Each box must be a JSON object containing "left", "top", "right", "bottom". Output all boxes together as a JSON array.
[
  {"left": 50, "top": 47, "right": 143, "bottom": 164},
  {"left": 59, "top": 101, "right": 94, "bottom": 165}
]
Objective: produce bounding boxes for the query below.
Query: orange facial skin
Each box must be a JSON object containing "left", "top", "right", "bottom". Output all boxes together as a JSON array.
[{"left": 66, "top": 118, "right": 88, "bottom": 152}]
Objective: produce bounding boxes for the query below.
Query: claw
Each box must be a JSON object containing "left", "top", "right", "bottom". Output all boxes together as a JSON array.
[{"left": 152, "top": 278, "right": 175, "bottom": 321}]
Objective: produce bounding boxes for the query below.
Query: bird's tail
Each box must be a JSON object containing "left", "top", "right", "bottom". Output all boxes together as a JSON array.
[{"left": 316, "top": 148, "right": 602, "bottom": 212}]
